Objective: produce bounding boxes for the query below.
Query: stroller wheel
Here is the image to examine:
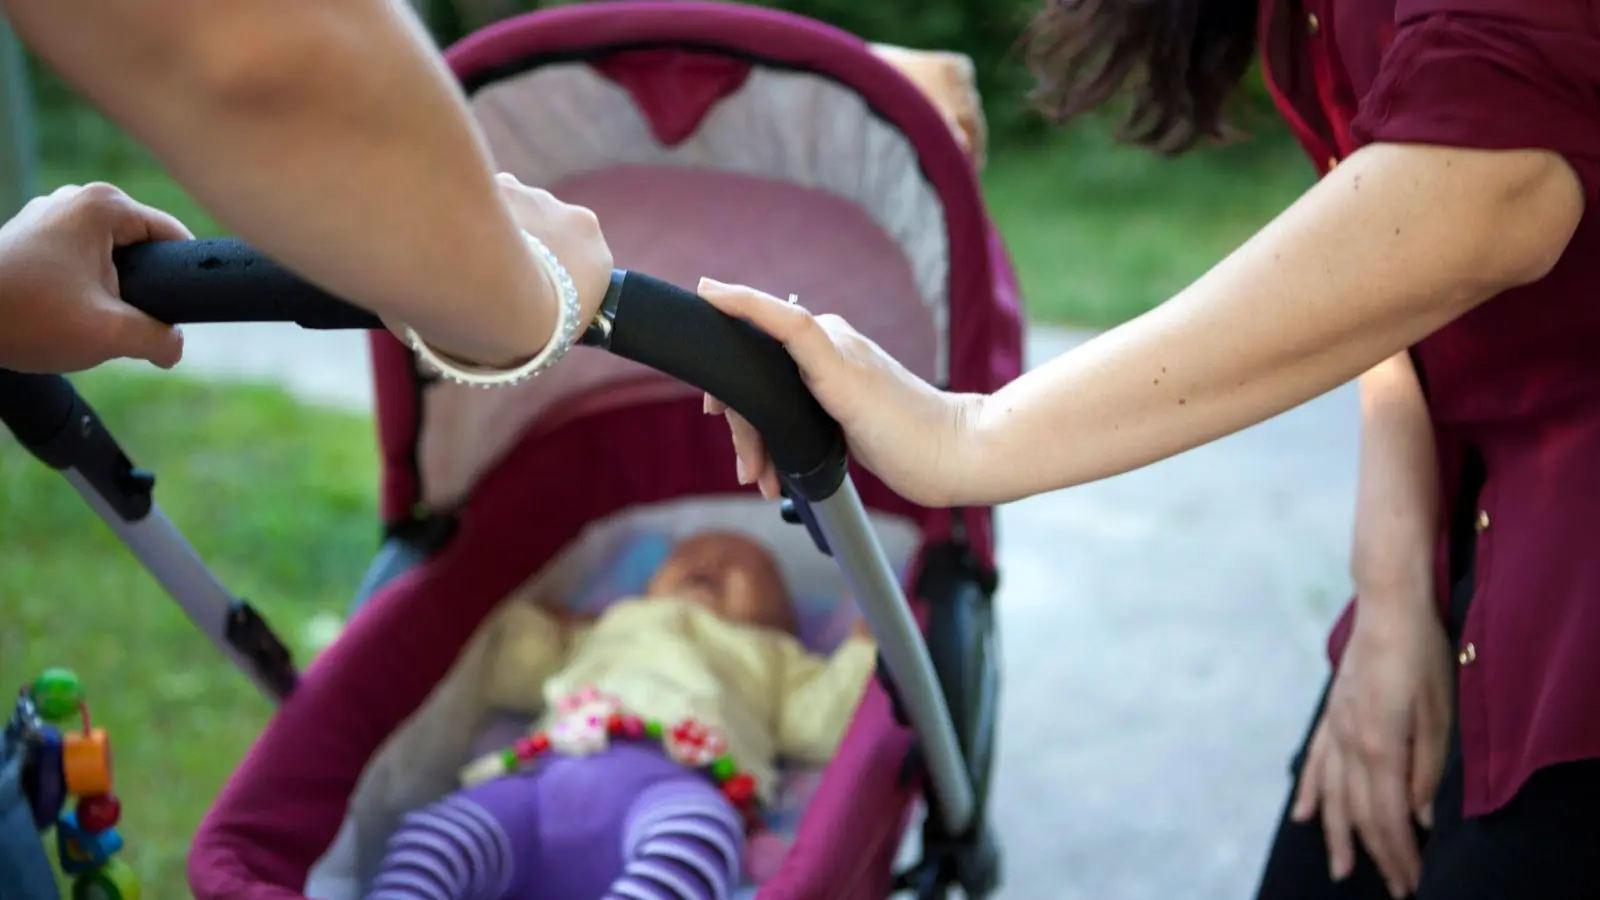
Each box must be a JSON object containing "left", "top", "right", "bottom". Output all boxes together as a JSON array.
[
  {"left": 911, "top": 868, "right": 945, "bottom": 900},
  {"left": 899, "top": 812, "right": 1002, "bottom": 900}
]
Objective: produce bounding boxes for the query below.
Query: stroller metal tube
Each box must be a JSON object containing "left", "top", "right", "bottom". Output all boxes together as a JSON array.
[
  {"left": 59, "top": 475, "right": 295, "bottom": 703},
  {"left": 812, "top": 478, "right": 975, "bottom": 835},
  {"left": 0, "top": 369, "right": 298, "bottom": 702}
]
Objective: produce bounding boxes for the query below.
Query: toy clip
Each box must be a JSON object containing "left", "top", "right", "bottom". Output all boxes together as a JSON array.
[{"left": 12, "top": 669, "right": 141, "bottom": 900}]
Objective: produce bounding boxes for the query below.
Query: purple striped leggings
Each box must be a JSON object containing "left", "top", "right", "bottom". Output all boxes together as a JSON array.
[{"left": 366, "top": 744, "right": 745, "bottom": 900}]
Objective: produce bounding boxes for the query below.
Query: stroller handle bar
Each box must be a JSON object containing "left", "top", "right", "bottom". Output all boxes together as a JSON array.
[{"left": 110, "top": 238, "right": 847, "bottom": 495}]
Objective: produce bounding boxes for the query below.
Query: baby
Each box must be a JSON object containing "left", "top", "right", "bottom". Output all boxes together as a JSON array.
[{"left": 367, "top": 531, "right": 877, "bottom": 900}]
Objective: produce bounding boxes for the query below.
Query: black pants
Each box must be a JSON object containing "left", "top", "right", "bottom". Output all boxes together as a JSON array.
[{"left": 1255, "top": 454, "right": 1600, "bottom": 899}]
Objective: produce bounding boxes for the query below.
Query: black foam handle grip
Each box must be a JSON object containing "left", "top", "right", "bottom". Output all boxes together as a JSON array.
[
  {"left": 113, "top": 238, "right": 383, "bottom": 329},
  {"left": 0, "top": 369, "right": 76, "bottom": 453},
  {"left": 103, "top": 238, "right": 847, "bottom": 495},
  {"left": 607, "top": 271, "right": 846, "bottom": 490}
]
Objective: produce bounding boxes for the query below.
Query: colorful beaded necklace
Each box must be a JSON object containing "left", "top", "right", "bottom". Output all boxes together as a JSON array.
[{"left": 474, "top": 687, "right": 764, "bottom": 832}]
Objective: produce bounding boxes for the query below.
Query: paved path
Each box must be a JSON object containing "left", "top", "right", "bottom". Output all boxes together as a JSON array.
[{"left": 165, "top": 322, "right": 1359, "bottom": 899}]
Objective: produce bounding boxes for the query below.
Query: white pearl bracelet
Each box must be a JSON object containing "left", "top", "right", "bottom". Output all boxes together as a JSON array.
[{"left": 405, "top": 231, "right": 583, "bottom": 388}]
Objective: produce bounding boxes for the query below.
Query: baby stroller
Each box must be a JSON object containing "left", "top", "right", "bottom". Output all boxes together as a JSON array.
[{"left": 0, "top": 2, "right": 1024, "bottom": 897}]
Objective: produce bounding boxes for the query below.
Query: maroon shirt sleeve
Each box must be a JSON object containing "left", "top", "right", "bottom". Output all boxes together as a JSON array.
[{"left": 1350, "top": 3, "right": 1600, "bottom": 203}]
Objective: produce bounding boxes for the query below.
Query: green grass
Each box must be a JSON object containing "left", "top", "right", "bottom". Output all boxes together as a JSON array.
[
  {"left": 983, "top": 127, "right": 1314, "bottom": 327},
  {"left": 0, "top": 370, "right": 377, "bottom": 896}
]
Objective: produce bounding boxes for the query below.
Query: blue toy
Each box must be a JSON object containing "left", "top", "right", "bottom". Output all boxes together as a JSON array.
[{"left": 55, "top": 812, "right": 125, "bottom": 877}]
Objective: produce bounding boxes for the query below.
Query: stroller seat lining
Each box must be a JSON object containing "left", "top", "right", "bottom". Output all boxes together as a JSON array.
[
  {"left": 305, "top": 497, "right": 920, "bottom": 898},
  {"left": 472, "top": 62, "right": 949, "bottom": 327}
]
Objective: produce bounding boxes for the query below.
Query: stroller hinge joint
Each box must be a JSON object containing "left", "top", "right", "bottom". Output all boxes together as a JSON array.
[
  {"left": 224, "top": 600, "right": 298, "bottom": 701},
  {"left": 577, "top": 270, "right": 627, "bottom": 351},
  {"left": 777, "top": 491, "right": 832, "bottom": 557},
  {"left": 0, "top": 372, "right": 154, "bottom": 522}
]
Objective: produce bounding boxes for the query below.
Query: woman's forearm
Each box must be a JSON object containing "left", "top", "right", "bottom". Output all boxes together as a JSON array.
[
  {"left": 954, "top": 143, "right": 1583, "bottom": 506},
  {"left": 6, "top": 0, "right": 547, "bottom": 367},
  {"left": 1349, "top": 353, "right": 1439, "bottom": 606}
]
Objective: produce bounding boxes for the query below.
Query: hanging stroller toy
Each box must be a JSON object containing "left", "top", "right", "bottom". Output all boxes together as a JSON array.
[
  {"left": 0, "top": 3, "right": 1025, "bottom": 897},
  {"left": 3, "top": 669, "right": 142, "bottom": 900}
]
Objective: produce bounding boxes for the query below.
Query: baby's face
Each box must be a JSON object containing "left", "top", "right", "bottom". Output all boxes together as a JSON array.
[{"left": 646, "top": 532, "right": 797, "bottom": 633}]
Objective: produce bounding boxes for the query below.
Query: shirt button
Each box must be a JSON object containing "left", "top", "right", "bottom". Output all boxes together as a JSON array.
[
  {"left": 1475, "top": 509, "right": 1491, "bottom": 532},
  {"left": 1307, "top": 12, "right": 1321, "bottom": 35},
  {"left": 1459, "top": 642, "right": 1477, "bottom": 666}
]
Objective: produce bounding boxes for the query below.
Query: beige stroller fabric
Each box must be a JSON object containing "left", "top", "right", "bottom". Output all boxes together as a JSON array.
[{"left": 869, "top": 44, "right": 987, "bottom": 169}]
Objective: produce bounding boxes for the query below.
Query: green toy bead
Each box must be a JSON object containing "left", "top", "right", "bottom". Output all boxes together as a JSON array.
[
  {"left": 32, "top": 668, "right": 84, "bottom": 722},
  {"left": 643, "top": 720, "right": 663, "bottom": 739},
  {"left": 71, "top": 857, "right": 141, "bottom": 900},
  {"left": 710, "top": 756, "right": 737, "bottom": 781},
  {"left": 501, "top": 749, "right": 519, "bottom": 772}
]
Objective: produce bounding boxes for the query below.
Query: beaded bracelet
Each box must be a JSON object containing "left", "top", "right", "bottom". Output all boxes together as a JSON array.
[{"left": 405, "top": 230, "right": 583, "bottom": 388}]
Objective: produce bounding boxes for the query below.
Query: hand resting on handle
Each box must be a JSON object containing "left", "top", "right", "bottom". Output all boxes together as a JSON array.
[
  {"left": 698, "top": 143, "right": 1583, "bottom": 510},
  {"left": 0, "top": 183, "right": 194, "bottom": 374},
  {"left": 4, "top": 0, "right": 611, "bottom": 374},
  {"left": 380, "top": 174, "right": 614, "bottom": 366},
  {"left": 696, "top": 277, "right": 975, "bottom": 507}
]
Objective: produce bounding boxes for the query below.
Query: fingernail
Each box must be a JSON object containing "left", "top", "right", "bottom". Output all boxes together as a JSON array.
[
  {"left": 702, "top": 395, "right": 711, "bottom": 414},
  {"left": 736, "top": 457, "right": 750, "bottom": 485},
  {"left": 1388, "top": 882, "right": 1405, "bottom": 899},
  {"left": 698, "top": 277, "right": 726, "bottom": 293},
  {"left": 1416, "top": 805, "right": 1434, "bottom": 829}
]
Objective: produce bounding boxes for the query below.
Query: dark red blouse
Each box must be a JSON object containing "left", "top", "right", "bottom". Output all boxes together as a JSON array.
[{"left": 1259, "top": 0, "right": 1600, "bottom": 816}]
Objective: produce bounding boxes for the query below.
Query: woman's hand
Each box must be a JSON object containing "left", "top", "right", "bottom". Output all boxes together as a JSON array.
[
  {"left": 383, "top": 174, "right": 614, "bottom": 365},
  {"left": 1292, "top": 590, "right": 1453, "bottom": 898},
  {"left": 695, "top": 279, "right": 975, "bottom": 507},
  {"left": 0, "top": 183, "right": 193, "bottom": 373},
  {"left": 496, "top": 173, "right": 614, "bottom": 328}
]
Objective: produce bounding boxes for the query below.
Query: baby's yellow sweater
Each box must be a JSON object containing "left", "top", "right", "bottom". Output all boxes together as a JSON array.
[{"left": 479, "top": 596, "right": 877, "bottom": 802}]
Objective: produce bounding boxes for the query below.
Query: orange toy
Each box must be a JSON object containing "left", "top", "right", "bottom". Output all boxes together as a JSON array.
[{"left": 62, "top": 727, "right": 112, "bottom": 797}]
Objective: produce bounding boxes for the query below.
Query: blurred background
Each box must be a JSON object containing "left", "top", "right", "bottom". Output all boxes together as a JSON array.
[{"left": 0, "top": 1, "right": 1354, "bottom": 898}]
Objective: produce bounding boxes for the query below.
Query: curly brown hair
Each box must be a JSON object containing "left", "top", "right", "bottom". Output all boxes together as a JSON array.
[{"left": 1023, "top": 0, "right": 1260, "bottom": 155}]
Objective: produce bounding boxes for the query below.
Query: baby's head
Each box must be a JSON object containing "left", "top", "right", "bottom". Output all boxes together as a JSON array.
[{"left": 646, "top": 531, "right": 798, "bottom": 634}]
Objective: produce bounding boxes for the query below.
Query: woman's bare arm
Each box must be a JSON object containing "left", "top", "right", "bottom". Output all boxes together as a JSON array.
[
  {"left": 2, "top": 0, "right": 571, "bottom": 367},
  {"left": 1350, "top": 353, "right": 1440, "bottom": 603},
  {"left": 955, "top": 143, "right": 1582, "bottom": 505}
]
